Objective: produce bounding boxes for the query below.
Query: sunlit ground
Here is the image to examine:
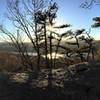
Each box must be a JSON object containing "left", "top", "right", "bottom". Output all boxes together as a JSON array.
[{"left": 42, "top": 52, "right": 64, "bottom": 59}]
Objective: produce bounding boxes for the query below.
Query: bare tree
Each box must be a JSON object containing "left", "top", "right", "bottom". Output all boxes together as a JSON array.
[
  {"left": 0, "top": 0, "right": 59, "bottom": 87},
  {"left": 0, "top": 27, "right": 34, "bottom": 71},
  {"left": 0, "top": 0, "right": 49, "bottom": 73}
]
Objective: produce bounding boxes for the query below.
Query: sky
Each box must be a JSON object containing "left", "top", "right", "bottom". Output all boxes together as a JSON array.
[
  {"left": 57, "top": 0, "right": 100, "bottom": 40},
  {"left": 0, "top": 0, "right": 100, "bottom": 40}
]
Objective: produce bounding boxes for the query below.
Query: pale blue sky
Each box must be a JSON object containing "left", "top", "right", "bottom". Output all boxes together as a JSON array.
[
  {"left": 57, "top": 0, "right": 100, "bottom": 40},
  {"left": 0, "top": 0, "right": 100, "bottom": 40}
]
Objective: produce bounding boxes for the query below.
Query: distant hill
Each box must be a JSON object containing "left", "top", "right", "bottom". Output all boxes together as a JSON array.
[
  {"left": 0, "top": 42, "right": 34, "bottom": 52},
  {"left": 0, "top": 40, "right": 99, "bottom": 53}
]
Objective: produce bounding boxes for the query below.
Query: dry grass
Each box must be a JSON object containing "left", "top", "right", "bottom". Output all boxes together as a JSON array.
[{"left": 0, "top": 51, "right": 21, "bottom": 72}]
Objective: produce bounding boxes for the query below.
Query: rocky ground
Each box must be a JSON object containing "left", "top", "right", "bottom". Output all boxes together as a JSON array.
[{"left": 0, "top": 62, "right": 100, "bottom": 100}]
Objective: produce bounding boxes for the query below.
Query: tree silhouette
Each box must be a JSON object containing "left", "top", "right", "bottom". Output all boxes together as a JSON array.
[
  {"left": 35, "top": 1, "right": 58, "bottom": 87},
  {"left": 80, "top": 0, "right": 100, "bottom": 8},
  {"left": 92, "top": 17, "right": 100, "bottom": 27}
]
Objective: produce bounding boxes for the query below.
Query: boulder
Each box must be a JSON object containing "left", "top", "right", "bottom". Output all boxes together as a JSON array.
[{"left": 68, "top": 62, "right": 89, "bottom": 74}]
